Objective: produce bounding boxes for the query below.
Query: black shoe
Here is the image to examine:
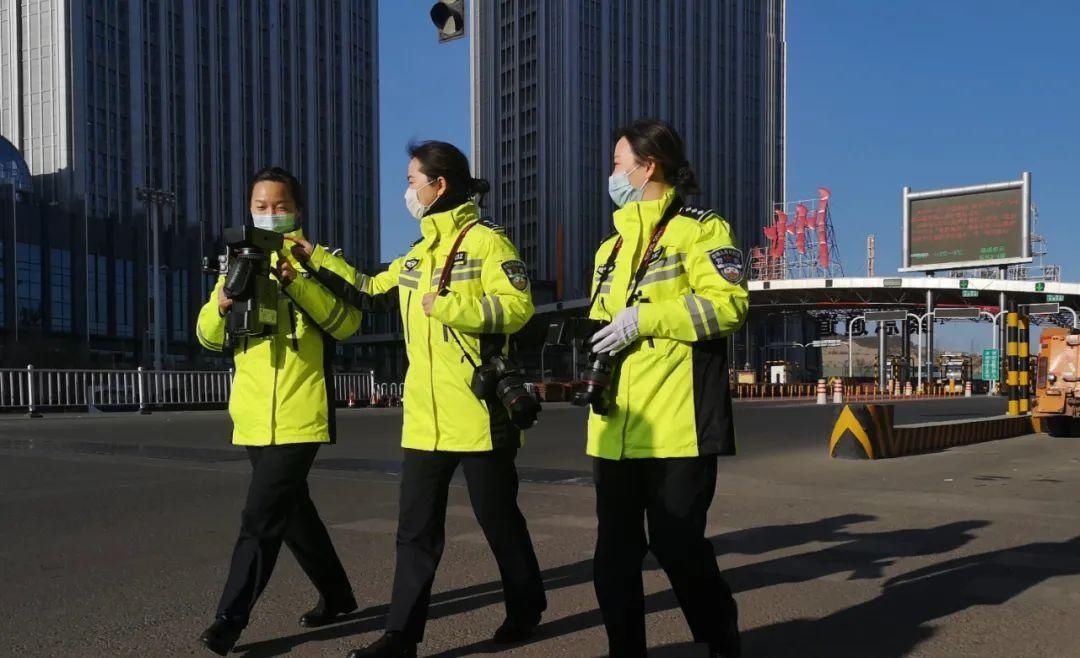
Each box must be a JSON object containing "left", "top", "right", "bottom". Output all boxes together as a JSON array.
[
  {"left": 346, "top": 632, "right": 418, "bottom": 658},
  {"left": 199, "top": 616, "right": 244, "bottom": 656},
  {"left": 709, "top": 623, "right": 742, "bottom": 658},
  {"left": 492, "top": 615, "right": 540, "bottom": 644},
  {"left": 300, "top": 592, "right": 359, "bottom": 628}
]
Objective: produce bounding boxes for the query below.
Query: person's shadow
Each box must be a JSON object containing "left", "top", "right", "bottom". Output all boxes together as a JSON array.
[
  {"left": 234, "top": 515, "right": 1027, "bottom": 658},
  {"left": 233, "top": 513, "right": 875, "bottom": 657},
  {"left": 422, "top": 518, "right": 990, "bottom": 658},
  {"left": 740, "top": 535, "right": 1080, "bottom": 657}
]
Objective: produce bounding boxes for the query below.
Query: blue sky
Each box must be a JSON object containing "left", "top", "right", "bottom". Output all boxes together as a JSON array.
[{"left": 377, "top": 1, "right": 1079, "bottom": 349}]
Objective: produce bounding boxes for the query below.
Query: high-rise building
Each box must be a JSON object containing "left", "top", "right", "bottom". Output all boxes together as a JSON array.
[
  {"left": 472, "top": 0, "right": 786, "bottom": 301},
  {"left": 0, "top": 0, "right": 379, "bottom": 368}
]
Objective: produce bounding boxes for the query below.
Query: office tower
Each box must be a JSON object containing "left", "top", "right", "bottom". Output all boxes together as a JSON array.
[
  {"left": 472, "top": 0, "right": 785, "bottom": 300},
  {"left": 0, "top": 0, "right": 379, "bottom": 367}
]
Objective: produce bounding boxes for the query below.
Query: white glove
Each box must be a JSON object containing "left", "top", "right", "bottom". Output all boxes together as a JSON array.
[{"left": 590, "top": 306, "right": 641, "bottom": 355}]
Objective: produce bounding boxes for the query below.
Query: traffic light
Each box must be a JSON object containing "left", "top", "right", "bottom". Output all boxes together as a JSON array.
[
  {"left": 906, "top": 317, "right": 919, "bottom": 336},
  {"left": 430, "top": 1, "right": 466, "bottom": 43}
]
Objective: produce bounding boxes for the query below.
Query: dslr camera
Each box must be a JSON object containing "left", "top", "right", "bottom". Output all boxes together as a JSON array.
[
  {"left": 547, "top": 318, "right": 618, "bottom": 416},
  {"left": 470, "top": 354, "right": 541, "bottom": 430},
  {"left": 202, "top": 225, "right": 284, "bottom": 339}
]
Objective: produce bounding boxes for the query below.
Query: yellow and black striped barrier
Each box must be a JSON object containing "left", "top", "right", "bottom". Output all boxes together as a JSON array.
[
  {"left": 1018, "top": 313, "right": 1030, "bottom": 414},
  {"left": 829, "top": 403, "right": 1038, "bottom": 459},
  {"left": 1007, "top": 306, "right": 1019, "bottom": 416}
]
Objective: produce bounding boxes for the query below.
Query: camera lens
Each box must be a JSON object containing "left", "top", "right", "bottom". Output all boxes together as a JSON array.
[
  {"left": 495, "top": 374, "right": 540, "bottom": 430},
  {"left": 572, "top": 351, "right": 616, "bottom": 415}
]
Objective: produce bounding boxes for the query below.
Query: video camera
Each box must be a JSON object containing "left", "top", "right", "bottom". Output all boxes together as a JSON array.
[
  {"left": 547, "top": 318, "right": 618, "bottom": 416},
  {"left": 202, "top": 225, "right": 284, "bottom": 339}
]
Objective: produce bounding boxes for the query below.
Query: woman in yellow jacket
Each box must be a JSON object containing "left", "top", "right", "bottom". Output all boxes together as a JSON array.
[
  {"left": 347, "top": 141, "right": 546, "bottom": 658},
  {"left": 583, "top": 120, "right": 749, "bottom": 658},
  {"left": 195, "top": 167, "right": 363, "bottom": 655}
]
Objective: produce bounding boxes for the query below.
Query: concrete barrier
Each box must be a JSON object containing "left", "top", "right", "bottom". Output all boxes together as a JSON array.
[{"left": 829, "top": 403, "right": 1038, "bottom": 459}]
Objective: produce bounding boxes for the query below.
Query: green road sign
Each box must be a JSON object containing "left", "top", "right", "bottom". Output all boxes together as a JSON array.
[
  {"left": 959, "top": 279, "right": 969, "bottom": 289},
  {"left": 962, "top": 289, "right": 979, "bottom": 298},
  {"left": 1047, "top": 294, "right": 1064, "bottom": 302},
  {"left": 982, "top": 348, "right": 999, "bottom": 381},
  {"left": 1035, "top": 282, "right": 1046, "bottom": 292}
]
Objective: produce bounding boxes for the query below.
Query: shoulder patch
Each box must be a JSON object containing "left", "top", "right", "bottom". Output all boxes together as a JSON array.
[
  {"left": 680, "top": 205, "right": 720, "bottom": 222},
  {"left": 500, "top": 260, "right": 530, "bottom": 291},
  {"left": 708, "top": 247, "right": 745, "bottom": 284},
  {"left": 403, "top": 257, "right": 420, "bottom": 271},
  {"left": 476, "top": 218, "right": 505, "bottom": 232}
]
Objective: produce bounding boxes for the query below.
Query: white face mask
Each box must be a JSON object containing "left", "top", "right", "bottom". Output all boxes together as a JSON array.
[
  {"left": 608, "top": 165, "right": 645, "bottom": 208},
  {"left": 251, "top": 212, "right": 296, "bottom": 233},
  {"left": 404, "top": 179, "right": 437, "bottom": 220}
]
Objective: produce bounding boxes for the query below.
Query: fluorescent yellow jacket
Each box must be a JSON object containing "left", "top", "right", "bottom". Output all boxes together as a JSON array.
[
  {"left": 587, "top": 189, "right": 749, "bottom": 460},
  {"left": 366, "top": 201, "right": 535, "bottom": 452},
  {"left": 196, "top": 229, "right": 362, "bottom": 446}
]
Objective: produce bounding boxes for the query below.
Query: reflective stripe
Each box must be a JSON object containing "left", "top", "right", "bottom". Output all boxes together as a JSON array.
[
  {"left": 354, "top": 271, "right": 369, "bottom": 292},
  {"left": 433, "top": 259, "right": 483, "bottom": 276},
  {"left": 481, "top": 296, "right": 494, "bottom": 329},
  {"left": 647, "top": 253, "right": 684, "bottom": 270},
  {"left": 597, "top": 283, "right": 612, "bottom": 295},
  {"left": 399, "top": 269, "right": 422, "bottom": 280},
  {"left": 639, "top": 264, "right": 685, "bottom": 287},
  {"left": 197, "top": 326, "right": 223, "bottom": 351},
  {"left": 684, "top": 294, "right": 708, "bottom": 340},
  {"left": 694, "top": 295, "right": 723, "bottom": 337},
  {"left": 398, "top": 275, "right": 420, "bottom": 289},
  {"left": 323, "top": 299, "right": 348, "bottom": 335},
  {"left": 489, "top": 295, "right": 505, "bottom": 332},
  {"left": 431, "top": 268, "right": 481, "bottom": 285}
]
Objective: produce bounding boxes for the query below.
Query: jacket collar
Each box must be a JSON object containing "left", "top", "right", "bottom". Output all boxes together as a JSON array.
[
  {"left": 419, "top": 201, "right": 479, "bottom": 247},
  {"left": 612, "top": 187, "right": 677, "bottom": 243}
]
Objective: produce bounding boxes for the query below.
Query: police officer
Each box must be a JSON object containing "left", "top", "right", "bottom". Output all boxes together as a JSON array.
[
  {"left": 584, "top": 120, "right": 749, "bottom": 658},
  {"left": 196, "top": 167, "right": 364, "bottom": 655},
  {"left": 345, "top": 141, "right": 546, "bottom": 658}
]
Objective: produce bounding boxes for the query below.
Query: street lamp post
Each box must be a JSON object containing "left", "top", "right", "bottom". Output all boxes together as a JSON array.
[{"left": 135, "top": 187, "right": 176, "bottom": 371}]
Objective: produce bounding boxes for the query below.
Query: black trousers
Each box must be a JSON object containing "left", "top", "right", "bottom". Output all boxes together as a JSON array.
[
  {"left": 593, "top": 455, "right": 737, "bottom": 658},
  {"left": 387, "top": 446, "right": 547, "bottom": 642},
  {"left": 216, "top": 443, "right": 351, "bottom": 624}
]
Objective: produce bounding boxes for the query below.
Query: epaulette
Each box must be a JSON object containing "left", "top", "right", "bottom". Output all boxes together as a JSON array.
[
  {"left": 411, "top": 237, "right": 424, "bottom": 247},
  {"left": 330, "top": 247, "right": 344, "bottom": 257},
  {"left": 680, "top": 205, "right": 720, "bottom": 222},
  {"left": 476, "top": 217, "right": 505, "bottom": 232},
  {"left": 601, "top": 230, "right": 620, "bottom": 243}
]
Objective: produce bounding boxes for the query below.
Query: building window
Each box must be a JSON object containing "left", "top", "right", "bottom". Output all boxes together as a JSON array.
[
  {"left": 88, "top": 254, "right": 109, "bottom": 335},
  {"left": 171, "top": 270, "right": 188, "bottom": 341},
  {"left": 116, "top": 258, "right": 134, "bottom": 338},
  {"left": 50, "top": 249, "right": 72, "bottom": 333},
  {"left": 0, "top": 240, "right": 4, "bottom": 327},
  {"left": 16, "top": 243, "right": 42, "bottom": 327}
]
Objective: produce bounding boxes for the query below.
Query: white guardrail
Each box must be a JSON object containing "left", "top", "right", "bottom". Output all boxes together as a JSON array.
[{"left": 0, "top": 366, "right": 379, "bottom": 415}]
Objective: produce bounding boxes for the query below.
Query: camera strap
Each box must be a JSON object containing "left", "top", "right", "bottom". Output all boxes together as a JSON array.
[
  {"left": 436, "top": 219, "right": 483, "bottom": 368},
  {"left": 437, "top": 220, "right": 480, "bottom": 292},
  {"left": 588, "top": 197, "right": 683, "bottom": 313}
]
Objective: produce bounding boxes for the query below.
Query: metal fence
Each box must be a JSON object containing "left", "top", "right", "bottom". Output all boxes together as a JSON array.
[{"left": 0, "top": 366, "right": 377, "bottom": 414}]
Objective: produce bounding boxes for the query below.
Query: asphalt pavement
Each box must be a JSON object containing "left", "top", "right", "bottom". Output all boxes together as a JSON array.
[{"left": 3, "top": 395, "right": 1080, "bottom": 657}]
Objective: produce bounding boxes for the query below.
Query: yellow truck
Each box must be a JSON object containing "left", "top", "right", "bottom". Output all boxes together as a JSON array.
[{"left": 1033, "top": 327, "right": 1080, "bottom": 436}]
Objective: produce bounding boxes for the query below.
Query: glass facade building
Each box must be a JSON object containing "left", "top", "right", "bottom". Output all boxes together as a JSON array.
[
  {"left": 0, "top": 0, "right": 379, "bottom": 368},
  {"left": 471, "top": 0, "right": 786, "bottom": 300}
]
